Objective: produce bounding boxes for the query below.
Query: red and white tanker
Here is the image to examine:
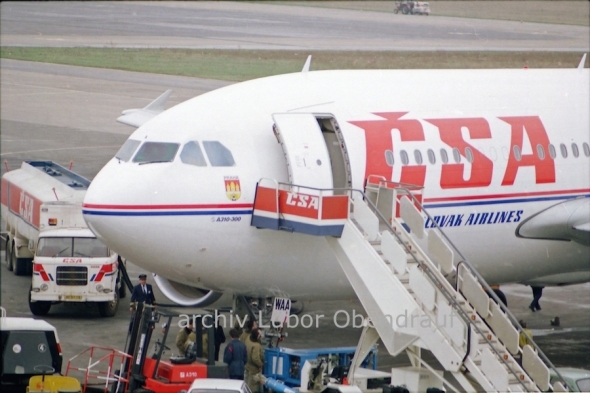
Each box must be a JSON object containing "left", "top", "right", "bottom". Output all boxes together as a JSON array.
[{"left": 1, "top": 161, "right": 121, "bottom": 317}]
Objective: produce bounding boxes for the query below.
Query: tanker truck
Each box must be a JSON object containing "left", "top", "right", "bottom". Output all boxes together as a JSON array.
[{"left": 1, "top": 161, "right": 122, "bottom": 317}]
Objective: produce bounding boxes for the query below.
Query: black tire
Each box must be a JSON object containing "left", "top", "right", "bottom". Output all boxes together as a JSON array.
[
  {"left": 98, "top": 291, "right": 119, "bottom": 317},
  {"left": 12, "top": 248, "right": 28, "bottom": 276},
  {"left": 29, "top": 287, "right": 52, "bottom": 316},
  {"left": 6, "top": 239, "right": 13, "bottom": 271},
  {"left": 132, "top": 389, "right": 154, "bottom": 393},
  {"left": 402, "top": 6, "right": 409, "bottom": 14}
]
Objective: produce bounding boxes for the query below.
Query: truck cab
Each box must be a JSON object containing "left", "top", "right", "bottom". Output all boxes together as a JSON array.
[{"left": 30, "top": 226, "right": 120, "bottom": 317}]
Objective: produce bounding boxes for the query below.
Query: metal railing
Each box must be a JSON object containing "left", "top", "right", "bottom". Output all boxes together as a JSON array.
[{"left": 258, "top": 178, "right": 566, "bottom": 391}]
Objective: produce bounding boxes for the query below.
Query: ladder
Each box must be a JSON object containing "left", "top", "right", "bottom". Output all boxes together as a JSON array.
[{"left": 250, "top": 178, "right": 569, "bottom": 392}]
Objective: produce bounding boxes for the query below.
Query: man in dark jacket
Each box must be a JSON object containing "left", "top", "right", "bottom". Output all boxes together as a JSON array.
[
  {"left": 129, "top": 274, "right": 156, "bottom": 309},
  {"left": 223, "top": 328, "right": 247, "bottom": 380}
]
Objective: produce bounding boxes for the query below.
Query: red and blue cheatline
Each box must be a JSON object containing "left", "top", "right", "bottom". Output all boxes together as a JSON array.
[{"left": 251, "top": 186, "right": 349, "bottom": 237}]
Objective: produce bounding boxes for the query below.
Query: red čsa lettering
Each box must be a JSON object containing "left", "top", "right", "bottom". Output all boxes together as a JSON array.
[
  {"left": 426, "top": 118, "right": 493, "bottom": 188},
  {"left": 349, "top": 112, "right": 425, "bottom": 186},
  {"left": 500, "top": 116, "right": 555, "bottom": 185}
]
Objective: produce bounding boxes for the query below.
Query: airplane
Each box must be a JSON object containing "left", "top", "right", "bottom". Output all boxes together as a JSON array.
[{"left": 82, "top": 56, "right": 590, "bottom": 309}]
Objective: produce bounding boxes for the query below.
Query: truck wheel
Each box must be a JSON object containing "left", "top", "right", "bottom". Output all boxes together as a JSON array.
[
  {"left": 29, "top": 287, "right": 52, "bottom": 316},
  {"left": 6, "top": 240, "right": 14, "bottom": 271},
  {"left": 98, "top": 291, "right": 119, "bottom": 317},
  {"left": 12, "top": 249, "right": 28, "bottom": 276}
]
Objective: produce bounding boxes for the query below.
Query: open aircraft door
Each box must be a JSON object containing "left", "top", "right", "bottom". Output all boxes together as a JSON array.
[{"left": 272, "top": 113, "right": 334, "bottom": 195}]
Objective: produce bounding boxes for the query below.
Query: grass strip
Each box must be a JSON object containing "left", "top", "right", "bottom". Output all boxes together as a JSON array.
[{"left": 1, "top": 47, "right": 587, "bottom": 82}]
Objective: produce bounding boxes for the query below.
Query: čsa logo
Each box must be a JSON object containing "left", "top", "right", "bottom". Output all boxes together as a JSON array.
[{"left": 286, "top": 193, "right": 319, "bottom": 209}]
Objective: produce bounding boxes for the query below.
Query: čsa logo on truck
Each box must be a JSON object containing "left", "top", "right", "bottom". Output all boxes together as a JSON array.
[{"left": 19, "top": 191, "right": 35, "bottom": 224}]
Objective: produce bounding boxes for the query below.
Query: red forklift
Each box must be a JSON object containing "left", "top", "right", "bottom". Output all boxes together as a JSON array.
[{"left": 118, "top": 304, "right": 228, "bottom": 393}]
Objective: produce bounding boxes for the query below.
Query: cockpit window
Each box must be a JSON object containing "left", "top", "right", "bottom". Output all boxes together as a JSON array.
[
  {"left": 180, "top": 141, "right": 207, "bottom": 167},
  {"left": 133, "top": 142, "right": 180, "bottom": 164},
  {"left": 115, "top": 139, "right": 141, "bottom": 162},
  {"left": 203, "top": 141, "right": 235, "bottom": 167}
]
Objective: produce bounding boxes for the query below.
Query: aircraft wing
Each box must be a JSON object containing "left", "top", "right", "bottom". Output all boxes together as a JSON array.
[
  {"left": 117, "top": 90, "right": 172, "bottom": 128},
  {"left": 516, "top": 197, "right": 590, "bottom": 246}
]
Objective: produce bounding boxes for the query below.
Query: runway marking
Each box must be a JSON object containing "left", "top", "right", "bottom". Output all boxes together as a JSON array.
[{"left": 0, "top": 145, "right": 122, "bottom": 156}]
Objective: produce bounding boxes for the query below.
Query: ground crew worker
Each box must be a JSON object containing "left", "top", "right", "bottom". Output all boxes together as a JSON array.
[
  {"left": 518, "top": 320, "right": 534, "bottom": 348},
  {"left": 245, "top": 328, "right": 264, "bottom": 393},
  {"left": 176, "top": 322, "right": 196, "bottom": 356},
  {"left": 240, "top": 318, "right": 257, "bottom": 343},
  {"left": 224, "top": 328, "right": 248, "bottom": 380}
]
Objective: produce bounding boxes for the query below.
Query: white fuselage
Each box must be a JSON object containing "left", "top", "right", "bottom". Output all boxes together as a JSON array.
[{"left": 83, "top": 68, "right": 590, "bottom": 301}]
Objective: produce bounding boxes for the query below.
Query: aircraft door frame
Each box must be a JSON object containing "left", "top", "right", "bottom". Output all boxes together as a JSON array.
[{"left": 272, "top": 113, "right": 351, "bottom": 195}]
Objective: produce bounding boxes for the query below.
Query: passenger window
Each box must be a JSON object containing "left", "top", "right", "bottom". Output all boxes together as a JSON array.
[
  {"left": 414, "top": 150, "right": 423, "bottom": 165},
  {"left": 400, "top": 150, "right": 409, "bottom": 166},
  {"left": 115, "top": 139, "right": 141, "bottom": 162},
  {"left": 465, "top": 147, "right": 474, "bottom": 163},
  {"left": 180, "top": 142, "right": 207, "bottom": 167},
  {"left": 133, "top": 142, "right": 179, "bottom": 163},
  {"left": 385, "top": 150, "right": 394, "bottom": 167},
  {"left": 427, "top": 149, "right": 436, "bottom": 164},
  {"left": 203, "top": 141, "right": 235, "bottom": 167},
  {"left": 452, "top": 148, "right": 461, "bottom": 163},
  {"left": 513, "top": 145, "right": 522, "bottom": 161},
  {"left": 560, "top": 143, "right": 568, "bottom": 158},
  {"left": 489, "top": 147, "right": 498, "bottom": 161},
  {"left": 440, "top": 149, "right": 449, "bottom": 164},
  {"left": 549, "top": 144, "right": 557, "bottom": 159},
  {"left": 536, "top": 144, "right": 545, "bottom": 160},
  {"left": 572, "top": 143, "right": 579, "bottom": 158},
  {"left": 583, "top": 142, "right": 590, "bottom": 157}
]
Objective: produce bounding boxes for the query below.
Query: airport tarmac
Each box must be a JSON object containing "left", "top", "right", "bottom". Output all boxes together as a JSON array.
[
  {"left": 1, "top": 0, "right": 589, "bottom": 380},
  {"left": 1, "top": 1, "right": 589, "bottom": 52},
  {"left": 2, "top": 59, "right": 589, "bottom": 373}
]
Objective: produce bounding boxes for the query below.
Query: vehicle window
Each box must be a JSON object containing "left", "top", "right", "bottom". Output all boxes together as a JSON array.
[
  {"left": 465, "top": 147, "right": 474, "bottom": 163},
  {"left": 583, "top": 142, "right": 590, "bottom": 157},
  {"left": 513, "top": 145, "right": 522, "bottom": 161},
  {"left": 180, "top": 141, "right": 208, "bottom": 167},
  {"left": 115, "top": 139, "right": 141, "bottom": 162},
  {"left": 400, "top": 150, "right": 409, "bottom": 165},
  {"left": 2, "top": 331, "right": 58, "bottom": 376},
  {"left": 414, "top": 150, "right": 423, "bottom": 165},
  {"left": 577, "top": 377, "right": 590, "bottom": 391},
  {"left": 440, "top": 148, "right": 449, "bottom": 164},
  {"left": 384, "top": 150, "right": 394, "bottom": 167},
  {"left": 37, "top": 238, "right": 72, "bottom": 257},
  {"left": 560, "top": 143, "right": 568, "bottom": 158},
  {"left": 427, "top": 149, "right": 436, "bottom": 164},
  {"left": 548, "top": 144, "right": 557, "bottom": 159},
  {"left": 133, "top": 142, "right": 180, "bottom": 164},
  {"left": 203, "top": 141, "right": 235, "bottom": 167},
  {"left": 73, "top": 238, "right": 109, "bottom": 258},
  {"left": 452, "top": 148, "right": 461, "bottom": 163},
  {"left": 489, "top": 147, "right": 498, "bottom": 161},
  {"left": 536, "top": 144, "right": 545, "bottom": 160},
  {"left": 571, "top": 143, "right": 579, "bottom": 158}
]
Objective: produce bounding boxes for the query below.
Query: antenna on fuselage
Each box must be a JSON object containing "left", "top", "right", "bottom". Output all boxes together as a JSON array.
[
  {"left": 301, "top": 55, "right": 312, "bottom": 72},
  {"left": 578, "top": 53, "right": 587, "bottom": 70}
]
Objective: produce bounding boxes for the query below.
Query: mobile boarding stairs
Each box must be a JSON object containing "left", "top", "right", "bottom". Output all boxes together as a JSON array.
[{"left": 251, "top": 177, "right": 570, "bottom": 393}]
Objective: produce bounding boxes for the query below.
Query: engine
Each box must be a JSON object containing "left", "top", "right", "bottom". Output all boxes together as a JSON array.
[{"left": 153, "top": 275, "right": 223, "bottom": 307}]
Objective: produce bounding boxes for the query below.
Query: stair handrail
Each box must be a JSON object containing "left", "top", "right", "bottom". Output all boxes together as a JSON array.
[
  {"left": 367, "top": 177, "right": 567, "bottom": 391},
  {"left": 265, "top": 180, "right": 555, "bottom": 392}
]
